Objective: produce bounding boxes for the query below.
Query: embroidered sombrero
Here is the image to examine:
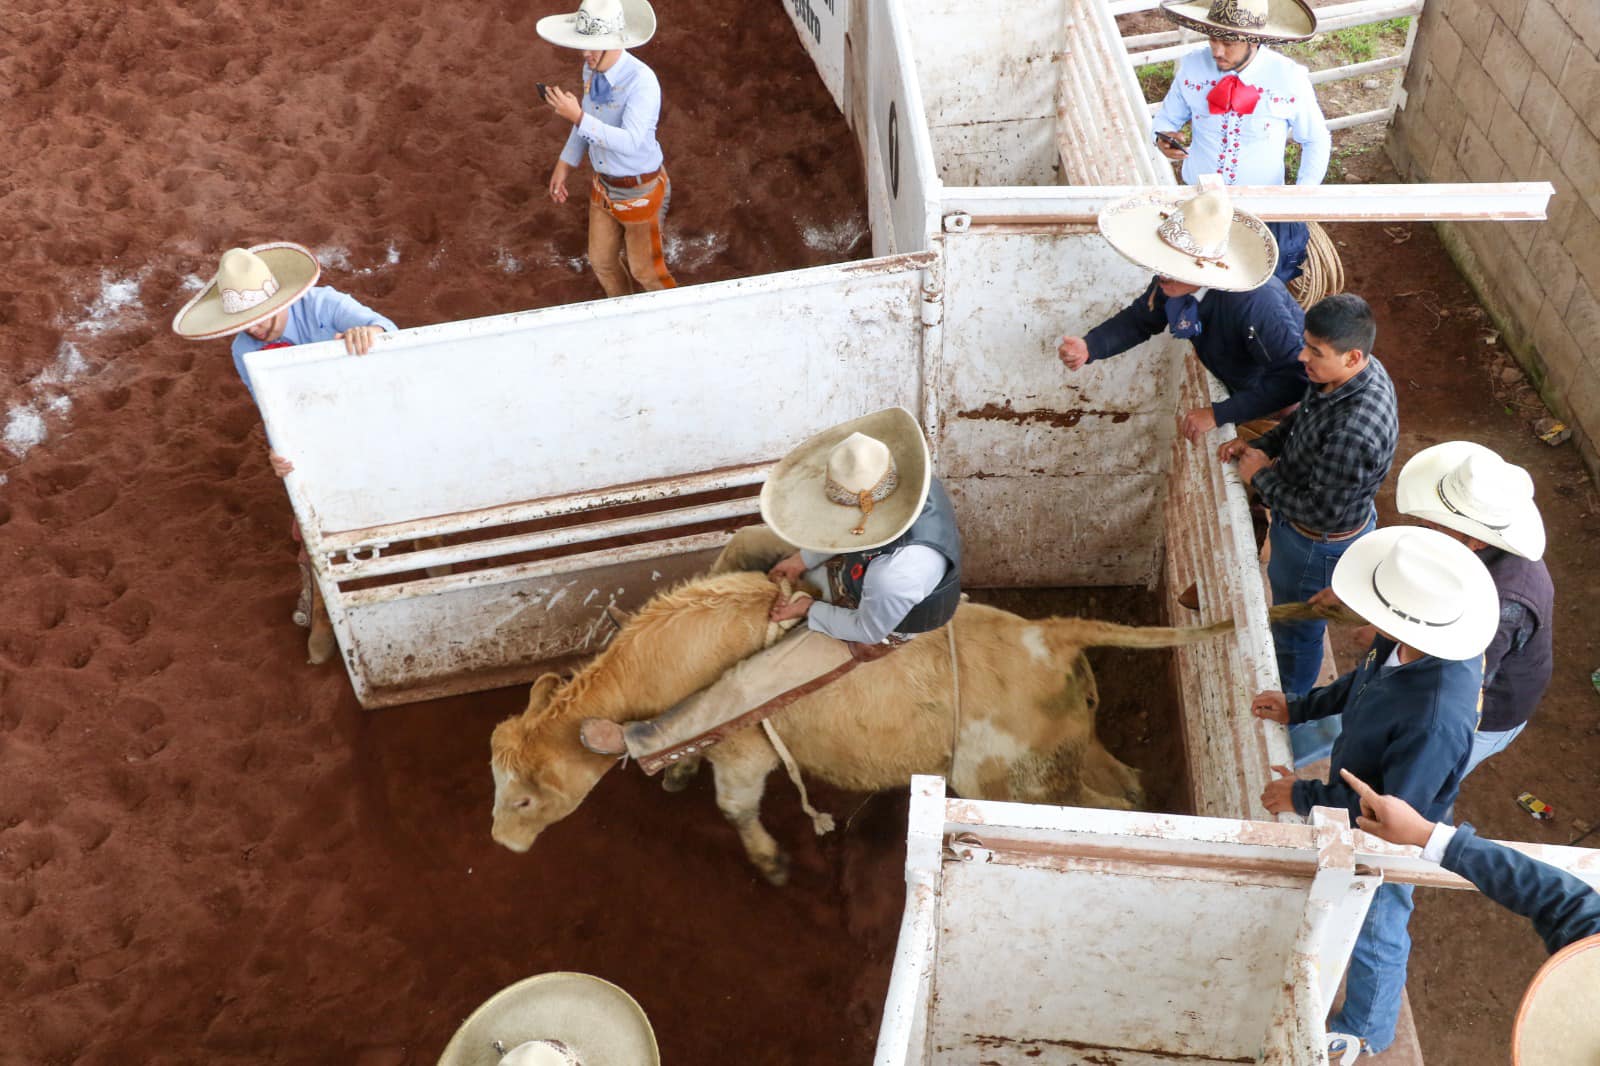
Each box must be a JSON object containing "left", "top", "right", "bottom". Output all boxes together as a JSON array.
[
  {"left": 171, "top": 243, "right": 320, "bottom": 341},
  {"left": 1160, "top": 0, "right": 1317, "bottom": 44},
  {"left": 759, "top": 407, "right": 932, "bottom": 554},
  {"left": 437, "top": 972, "right": 660, "bottom": 1066},
  {"left": 1097, "top": 184, "right": 1279, "bottom": 292},
  {"left": 537, "top": 0, "right": 657, "bottom": 50}
]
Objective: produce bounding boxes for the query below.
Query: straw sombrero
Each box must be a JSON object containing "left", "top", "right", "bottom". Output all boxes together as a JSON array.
[
  {"left": 1097, "top": 185, "right": 1278, "bottom": 292},
  {"left": 1396, "top": 441, "right": 1546, "bottom": 561},
  {"left": 1329, "top": 527, "right": 1499, "bottom": 661},
  {"left": 437, "top": 972, "right": 660, "bottom": 1066},
  {"left": 1513, "top": 934, "right": 1600, "bottom": 1065},
  {"left": 759, "top": 407, "right": 931, "bottom": 554},
  {"left": 537, "top": 0, "right": 656, "bottom": 50},
  {"left": 171, "top": 243, "right": 320, "bottom": 341},
  {"left": 1159, "top": 0, "right": 1317, "bottom": 44}
]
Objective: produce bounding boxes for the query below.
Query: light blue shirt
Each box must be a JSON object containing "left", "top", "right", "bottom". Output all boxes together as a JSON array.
[
  {"left": 558, "top": 50, "right": 666, "bottom": 177},
  {"left": 1154, "top": 46, "right": 1331, "bottom": 187},
  {"left": 230, "top": 286, "right": 397, "bottom": 397},
  {"left": 798, "top": 545, "right": 949, "bottom": 645}
]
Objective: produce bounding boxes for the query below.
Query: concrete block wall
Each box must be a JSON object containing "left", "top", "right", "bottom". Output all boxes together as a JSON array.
[{"left": 1386, "top": 0, "right": 1600, "bottom": 480}]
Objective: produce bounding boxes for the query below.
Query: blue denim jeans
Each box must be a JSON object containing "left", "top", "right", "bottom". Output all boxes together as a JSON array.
[
  {"left": 1463, "top": 721, "right": 1527, "bottom": 777},
  {"left": 1267, "top": 510, "right": 1376, "bottom": 764},
  {"left": 1329, "top": 881, "right": 1415, "bottom": 1054}
]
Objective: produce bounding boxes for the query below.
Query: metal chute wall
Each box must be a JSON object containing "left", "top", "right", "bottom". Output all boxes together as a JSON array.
[
  {"left": 778, "top": 0, "right": 849, "bottom": 111},
  {"left": 865, "top": 0, "right": 941, "bottom": 255},
  {"left": 934, "top": 228, "right": 1183, "bottom": 587}
]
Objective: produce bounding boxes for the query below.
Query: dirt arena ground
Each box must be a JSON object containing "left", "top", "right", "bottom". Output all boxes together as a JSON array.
[{"left": 3, "top": 2, "right": 1597, "bottom": 1065}]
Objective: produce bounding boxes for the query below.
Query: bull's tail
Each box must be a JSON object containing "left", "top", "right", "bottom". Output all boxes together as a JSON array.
[
  {"left": 1045, "top": 615, "right": 1235, "bottom": 651},
  {"left": 1267, "top": 601, "right": 1366, "bottom": 626}
]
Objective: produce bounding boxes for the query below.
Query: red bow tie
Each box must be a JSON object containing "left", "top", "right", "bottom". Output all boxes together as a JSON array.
[{"left": 1207, "top": 74, "right": 1261, "bottom": 115}]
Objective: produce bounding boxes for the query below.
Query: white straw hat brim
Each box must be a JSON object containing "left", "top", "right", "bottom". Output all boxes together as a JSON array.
[
  {"left": 437, "top": 972, "right": 660, "bottom": 1066},
  {"left": 759, "top": 407, "right": 931, "bottom": 554},
  {"left": 1159, "top": 0, "right": 1317, "bottom": 42},
  {"left": 536, "top": 0, "right": 657, "bottom": 49},
  {"left": 1395, "top": 441, "right": 1546, "bottom": 561},
  {"left": 1329, "top": 527, "right": 1500, "bottom": 661},
  {"left": 171, "top": 242, "right": 320, "bottom": 340},
  {"left": 1098, "top": 192, "right": 1279, "bottom": 292},
  {"left": 1513, "top": 934, "right": 1600, "bottom": 1066}
]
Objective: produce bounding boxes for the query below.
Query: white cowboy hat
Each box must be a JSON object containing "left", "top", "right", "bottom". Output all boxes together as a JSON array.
[
  {"left": 759, "top": 407, "right": 931, "bottom": 554},
  {"left": 171, "top": 243, "right": 320, "bottom": 340},
  {"left": 537, "top": 0, "right": 656, "bottom": 50},
  {"left": 1097, "top": 185, "right": 1279, "bottom": 292},
  {"left": 1395, "top": 441, "right": 1546, "bottom": 561},
  {"left": 437, "top": 972, "right": 660, "bottom": 1066},
  {"left": 1329, "top": 527, "right": 1499, "bottom": 661},
  {"left": 1159, "top": 0, "right": 1317, "bottom": 44},
  {"left": 1513, "top": 933, "right": 1600, "bottom": 1066}
]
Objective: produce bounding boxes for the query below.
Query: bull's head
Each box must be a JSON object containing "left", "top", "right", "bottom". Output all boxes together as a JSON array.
[{"left": 489, "top": 674, "right": 612, "bottom": 852}]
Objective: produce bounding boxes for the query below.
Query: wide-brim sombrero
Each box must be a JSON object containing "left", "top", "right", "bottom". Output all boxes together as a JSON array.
[
  {"left": 437, "top": 972, "right": 660, "bottom": 1066},
  {"left": 1513, "top": 934, "right": 1600, "bottom": 1065},
  {"left": 537, "top": 0, "right": 657, "bottom": 50},
  {"left": 171, "top": 242, "right": 320, "bottom": 341},
  {"left": 1329, "top": 527, "right": 1499, "bottom": 662},
  {"left": 1395, "top": 441, "right": 1546, "bottom": 561},
  {"left": 759, "top": 407, "right": 931, "bottom": 554},
  {"left": 1159, "top": 0, "right": 1317, "bottom": 43},
  {"left": 1098, "top": 190, "right": 1278, "bottom": 292}
]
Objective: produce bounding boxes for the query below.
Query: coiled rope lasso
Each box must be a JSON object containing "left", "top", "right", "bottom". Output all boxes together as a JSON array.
[{"left": 1290, "top": 221, "right": 1345, "bottom": 310}]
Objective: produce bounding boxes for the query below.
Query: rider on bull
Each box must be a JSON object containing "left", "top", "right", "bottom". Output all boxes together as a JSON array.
[{"left": 578, "top": 407, "right": 963, "bottom": 773}]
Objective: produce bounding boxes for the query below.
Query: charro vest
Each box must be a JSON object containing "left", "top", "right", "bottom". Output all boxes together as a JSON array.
[
  {"left": 827, "top": 478, "right": 963, "bottom": 634},
  {"left": 1478, "top": 548, "right": 1554, "bottom": 733}
]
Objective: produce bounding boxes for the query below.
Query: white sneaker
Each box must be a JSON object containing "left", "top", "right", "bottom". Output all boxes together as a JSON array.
[{"left": 1327, "top": 1033, "right": 1366, "bottom": 1064}]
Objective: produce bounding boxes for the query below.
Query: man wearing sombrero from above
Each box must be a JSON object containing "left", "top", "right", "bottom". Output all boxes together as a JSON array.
[
  {"left": 538, "top": 0, "right": 677, "bottom": 298},
  {"left": 1151, "top": 0, "right": 1331, "bottom": 285},
  {"left": 172, "top": 242, "right": 397, "bottom": 661},
  {"left": 1060, "top": 182, "right": 1308, "bottom": 448},
  {"left": 578, "top": 408, "right": 963, "bottom": 773},
  {"left": 1251, "top": 527, "right": 1498, "bottom": 1059},
  {"left": 1315, "top": 442, "right": 1555, "bottom": 776}
]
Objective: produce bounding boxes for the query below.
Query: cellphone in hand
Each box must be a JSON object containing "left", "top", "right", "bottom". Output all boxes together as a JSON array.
[
  {"left": 1155, "top": 130, "right": 1187, "bottom": 152},
  {"left": 536, "top": 82, "right": 550, "bottom": 102}
]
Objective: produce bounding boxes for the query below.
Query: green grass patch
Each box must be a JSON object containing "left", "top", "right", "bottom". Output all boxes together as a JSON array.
[
  {"left": 1139, "top": 59, "right": 1175, "bottom": 100},
  {"left": 1283, "top": 17, "right": 1411, "bottom": 65}
]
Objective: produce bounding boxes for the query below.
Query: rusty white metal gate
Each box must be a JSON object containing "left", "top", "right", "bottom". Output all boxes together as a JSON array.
[{"left": 245, "top": 253, "right": 932, "bottom": 706}]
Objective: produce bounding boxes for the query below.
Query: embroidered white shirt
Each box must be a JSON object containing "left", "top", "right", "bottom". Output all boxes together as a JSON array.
[{"left": 1153, "top": 46, "right": 1331, "bottom": 187}]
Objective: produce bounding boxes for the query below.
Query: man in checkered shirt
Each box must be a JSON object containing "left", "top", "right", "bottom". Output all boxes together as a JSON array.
[{"left": 1219, "top": 293, "right": 1398, "bottom": 764}]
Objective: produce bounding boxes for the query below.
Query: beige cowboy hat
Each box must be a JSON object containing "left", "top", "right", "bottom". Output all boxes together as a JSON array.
[
  {"left": 437, "top": 972, "right": 660, "bottom": 1066},
  {"left": 1329, "top": 527, "right": 1499, "bottom": 661},
  {"left": 537, "top": 0, "right": 657, "bottom": 50},
  {"left": 759, "top": 407, "right": 931, "bottom": 554},
  {"left": 1513, "top": 934, "right": 1600, "bottom": 1065},
  {"left": 171, "top": 243, "right": 320, "bottom": 341},
  {"left": 1097, "top": 183, "right": 1279, "bottom": 292},
  {"left": 1159, "top": 0, "right": 1317, "bottom": 44},
  {"left": 1395, "top": 441, "right": 1546, "bottom": 561}
]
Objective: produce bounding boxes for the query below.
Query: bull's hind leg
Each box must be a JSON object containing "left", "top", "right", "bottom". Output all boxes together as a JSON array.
[
  {"left": 1084, "top": 740, "right": 1146, "bottom": 810},
  {"left": 1007, "top": 740, "right": 1141, "bottom": 811},
  {"left": 707, "top": 736, "right": 789, "bottom": 885}
]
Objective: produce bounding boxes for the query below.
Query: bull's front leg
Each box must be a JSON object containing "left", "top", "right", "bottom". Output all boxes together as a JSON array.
[{"left": 708, "top": 739, "right": 788, "bottom": 886}]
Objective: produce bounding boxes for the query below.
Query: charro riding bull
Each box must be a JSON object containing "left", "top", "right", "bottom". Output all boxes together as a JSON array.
[{"left": 490, "top": 409, "right": 1238, "bottom": 883}]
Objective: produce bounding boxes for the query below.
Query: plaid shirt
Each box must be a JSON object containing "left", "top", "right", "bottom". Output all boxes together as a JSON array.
[{"left": 1251, "top": 356, "right": 1398, "bottom": 532}]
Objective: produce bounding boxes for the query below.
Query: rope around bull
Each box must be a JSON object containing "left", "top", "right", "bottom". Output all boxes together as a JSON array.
[{"left": 759, "top": 580, "right": 963, "bottom": 836}]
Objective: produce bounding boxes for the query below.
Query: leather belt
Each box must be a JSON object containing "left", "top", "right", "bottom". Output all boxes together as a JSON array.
[
  {"left": 1289, "top": 519, "right": 1366, "bottom": 542},
  {"left": 599, "top": 168, "right": 662, "bottom": 188}
]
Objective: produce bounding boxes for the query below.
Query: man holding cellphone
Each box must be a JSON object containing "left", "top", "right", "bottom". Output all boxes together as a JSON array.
[{"left": 1151, "top": 0, "right": 1332, "bottom": 284}]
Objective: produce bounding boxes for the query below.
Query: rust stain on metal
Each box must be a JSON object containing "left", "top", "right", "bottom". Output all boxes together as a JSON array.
[
  {"left": 839, "top": 249, "right": 938, "bottom": 275},
  {"left": 957, "top": 401, "right": 1133, "bottom": 429},
  {"left": 968, "top": 1033, "right": 1254, "bottom": 1062}
]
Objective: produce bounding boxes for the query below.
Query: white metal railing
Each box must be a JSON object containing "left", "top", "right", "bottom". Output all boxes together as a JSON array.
[{"left": 1123, "top": 0, "right": 1424, "bottom": 135}]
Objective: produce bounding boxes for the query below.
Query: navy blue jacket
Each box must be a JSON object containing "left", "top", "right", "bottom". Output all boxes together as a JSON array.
[
  {"left": 1084, "top": 277, "right": 1308, "bottom": 426},
  {"left": 1289, "top": 637, "right": 1481, "bottom": 821},
  {"left": 1444, "top": 825, "right": 1600, "bottom": 954}
]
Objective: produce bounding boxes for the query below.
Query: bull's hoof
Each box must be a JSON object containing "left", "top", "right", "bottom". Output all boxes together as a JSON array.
[
  {"left": 758, "top": 849, "right": 791, "bottom": 887},
  {"left": 661, "top": 756, "right": 702, "bottom": 793}
]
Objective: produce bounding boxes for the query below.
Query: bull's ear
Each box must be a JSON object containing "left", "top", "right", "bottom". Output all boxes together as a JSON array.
[{"left": 525, "top": 673, "right": 562, "bottom": 712}]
